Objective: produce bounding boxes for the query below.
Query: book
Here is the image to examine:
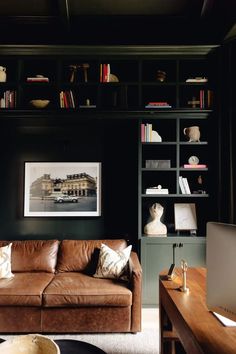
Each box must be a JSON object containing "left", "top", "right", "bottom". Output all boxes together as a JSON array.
[
  {"left": 145, "top": 188, "right": 169, "bottom": 194},
  {"left": 182, "top": 177, "right": 191, "bottom": 194},
  {"left": 179, "top": 176, "right": 186, "bottom": 194},
  {"left": 27, "top": 77, "right": 49, "bottom": 82},
  {"left": 183, "top": 164, "right": 207, "bottom": 168},
  {"left": 145, "top": 105, "right": 172, "bottom": 108},
  {"left": 145, "top": 101, "right": 172, "bottom": 108}
]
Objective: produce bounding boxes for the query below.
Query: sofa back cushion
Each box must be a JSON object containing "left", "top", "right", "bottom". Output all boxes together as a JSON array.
[
  {"left": 56, "top": 239, "right": 128, "bottom": 273},
  {"left": 0, "top": 240, "right": 59, "bottom": 273}
]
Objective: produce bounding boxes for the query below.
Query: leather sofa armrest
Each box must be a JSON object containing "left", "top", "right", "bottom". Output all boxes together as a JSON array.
[
  {"left": 129, "top": 251, "right": 142, "bottom": 279},
  {"left": 128, "top": 251, "right": 142, "bottom": 332}
]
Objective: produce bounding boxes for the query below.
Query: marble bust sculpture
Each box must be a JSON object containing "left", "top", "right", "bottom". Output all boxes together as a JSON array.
[{"left": 144, "top": 203, "right": 167, "bottom": 236}]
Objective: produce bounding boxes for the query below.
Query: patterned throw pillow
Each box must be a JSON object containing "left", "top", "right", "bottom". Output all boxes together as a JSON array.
[
  {"left": 93, "top": 243, "right": 132, "bottom": 280},
  {"left": 0, "top": 243, "right": 14, "bottom": 279}
]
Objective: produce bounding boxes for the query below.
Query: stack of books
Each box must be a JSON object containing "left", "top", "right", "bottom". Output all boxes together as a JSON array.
[
  {"left": 26, "top": 76, "right": 49, "bottom": 83},
  {"left": 0, "top": 90, "right": 17, "bottom": 108},
  {"left": 186, "top": 77, "right": 208, "bottom": 83},
  {"left": 145, "top": 101, "right": 172, "bottom": 108},
  {"left": 59, "top": 90, "right": 75, "bottom": 108},
  {"left": 183, "top": 164, "right": 207, "bottom": 169}
]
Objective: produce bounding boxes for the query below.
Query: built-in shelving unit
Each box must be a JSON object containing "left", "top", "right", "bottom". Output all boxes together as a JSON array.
[{"left": 0, "top": 45, "right": 219, "bottom": 305}]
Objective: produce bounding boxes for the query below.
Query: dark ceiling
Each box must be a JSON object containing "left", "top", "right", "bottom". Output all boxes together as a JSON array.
[{"left": 0, "top": 0, "right": 236, "bottom": 45}]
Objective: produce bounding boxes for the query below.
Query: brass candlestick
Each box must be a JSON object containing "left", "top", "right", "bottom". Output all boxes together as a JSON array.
[{"left": 179, "top": 259, "right": 189, "bottom": 293}]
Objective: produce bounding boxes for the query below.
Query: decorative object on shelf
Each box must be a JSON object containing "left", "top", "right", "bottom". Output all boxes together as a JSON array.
[
  {"left": 179, "top": 259, "right": 189, "bottom": 293},
  {"left": 69, "top": 63, "right": 90, "bottom": 83},
  {"left": 145, "top": 160, "right": 171, "bottom": 168},
  {"left": 174, "top": 203, "right": 197, "bottom": 233},
  {"left": 79, "top": 98, "right": 96, "bottom": 109},
  {"left": 186, "top": 77, "right": 208, "bottom": 83},
  {"left": 183, "top": 126, "right": 200, "bottom": 142},
  {"left": 156, "top": 70, "right": 166, "bottom": 82},
  {"left": 29, "top": 99, "right": 50, "bottom": 109},
  {"left": 145, "top": 185, "right": 169, "bottom": 194},
  {"left": 152, "top": 130, "right": 162, "bottom": 142},
  {"left": 109, "top": 73, "right": 119, "bottom": 82},
  {"left": 0, "top": 66, "right": 6, "bottom": 82},
  {"left": 193, "top": 175, "right": 207, "bottom": 194},
  {"left": 188, "top": 155, "right": 200, "bottom": 165},
  {"left": 26, "top": 75, "right": 49, "bottom": 82},
  {"left": 144, "top": 202, "right": 167, "bottom": 236},
  {"left": 187, "top": 96, "right": 200, "bottom": 108},
  {"left": 0, "top": 334, "right": 60, "bottom": 354}
]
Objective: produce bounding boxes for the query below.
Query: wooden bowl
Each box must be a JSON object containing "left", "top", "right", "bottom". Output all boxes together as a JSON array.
[
  {"left": 30, "top": 99, "right": 50, "bottom": 109},
  {"left": 0, "top": 334, "right": 60, "bottom": 354}
]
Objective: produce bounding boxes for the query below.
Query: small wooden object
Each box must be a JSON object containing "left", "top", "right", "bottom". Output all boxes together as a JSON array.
[{"left": 188, "top": 96, "right": 200, "bottom": 108}]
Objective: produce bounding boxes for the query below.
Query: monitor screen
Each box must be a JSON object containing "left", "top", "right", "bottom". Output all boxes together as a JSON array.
[{"left": 206, "top": 222, "right": 236, "bottom": 323}]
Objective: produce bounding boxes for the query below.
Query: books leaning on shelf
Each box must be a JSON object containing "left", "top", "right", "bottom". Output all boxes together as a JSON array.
[
  {"left": 145, "top": 101, "right": 172, "bottom": 108},
  {"left": 0, "top": 90, "right": 17, "bottom": 108},
  {"left": 183, "top": 164, "right": 207, "bottom": 169},
  {"left": 141, "top": 123, "right": 162, "bottom": 142},
  {"left": 179, "top": 176, "right": 191, "bottom": 194},
  {"left": 60, "top": 90, "right": 75, "bottom": 108},
  {"left": 100, "top": 63, "right": 111, "bottom": 82}
]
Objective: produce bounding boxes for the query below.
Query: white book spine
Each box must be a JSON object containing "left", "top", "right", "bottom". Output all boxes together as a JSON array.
[
  {"left": 179, "top": 176, "right": 186, "bottom": 194},
  {"left": 183, "top": 177, "right": 191, "bottom": 194}
]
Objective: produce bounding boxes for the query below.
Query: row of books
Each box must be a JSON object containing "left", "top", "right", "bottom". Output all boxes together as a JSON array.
[
  {"left": 100, "top": 64, "right": 110, "bottom": 83},
  {"left": 59, "top": 90, "right": 75, "bottom": 108},
  {"left": 179, "top": 176, "right": 191, "bottom": 194},
  {"left": 141, "top": 123, "right": 153, "bottom": 142},
  {"left": 0, "top": 90, "right": 17, "bottom": 108},
  {"left": 199, "top": 89, "right": 213, "bottom": 109}
]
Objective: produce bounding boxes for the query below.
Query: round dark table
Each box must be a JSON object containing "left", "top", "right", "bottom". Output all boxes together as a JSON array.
[
  {"left": 55, "top": 339, "right": 106, "bottom": 354},
  {"left": 0, "top": 338, "right": 106, "bottom": 354}
]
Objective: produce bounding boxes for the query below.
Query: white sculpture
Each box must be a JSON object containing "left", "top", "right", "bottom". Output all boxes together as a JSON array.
[{"left": 144, "top": 203, "right": 167, "bottom": 236}]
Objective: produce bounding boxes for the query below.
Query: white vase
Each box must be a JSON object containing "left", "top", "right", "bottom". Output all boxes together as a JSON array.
[{"left": 0, "top": 66, "right": 6, "bottom": 82}]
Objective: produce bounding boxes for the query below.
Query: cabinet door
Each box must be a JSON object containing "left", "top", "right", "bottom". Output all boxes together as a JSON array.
[{"left": 141, "top": 237, "right": 206, "bottom": 305}]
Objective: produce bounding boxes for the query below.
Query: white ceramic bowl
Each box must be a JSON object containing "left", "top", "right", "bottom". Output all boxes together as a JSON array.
[
  {"left": 0, "top": 334, "right": 60, "bottom": 354},
  {"left": 30, "top": 99, "right": 50, "bottom": 109}
]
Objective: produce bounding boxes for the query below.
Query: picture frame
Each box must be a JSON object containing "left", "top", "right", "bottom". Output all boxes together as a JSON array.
[
  {"left": 24, "top": 162, "right": 101, "bottom": 217},
  {"left": 174, "top": 203, "right": 197, "bottom": 231}
]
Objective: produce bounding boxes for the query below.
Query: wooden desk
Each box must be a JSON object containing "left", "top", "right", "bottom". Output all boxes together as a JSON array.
[{"left": 159, "top": 267, "right": 236, "bottom": 354}]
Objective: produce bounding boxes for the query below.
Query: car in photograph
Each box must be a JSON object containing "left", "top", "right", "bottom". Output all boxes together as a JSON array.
[{"left": 54, "top": 195, "right": 79, "bottom": 203}]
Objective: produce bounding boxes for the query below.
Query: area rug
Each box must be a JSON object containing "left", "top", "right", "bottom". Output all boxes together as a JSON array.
[{"left": 1, "top": 308, "right": 159, "bottom": 354}]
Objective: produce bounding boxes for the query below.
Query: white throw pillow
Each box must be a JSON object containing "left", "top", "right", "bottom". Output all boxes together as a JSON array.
[
  {"left": 0, "top": 243, "right": 14, "bottom": 279},
  {"left": 94, "top": 243, "right": 132, "bottom": 280}
]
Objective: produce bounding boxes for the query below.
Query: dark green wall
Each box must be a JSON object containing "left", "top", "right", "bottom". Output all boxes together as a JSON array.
[{"left": 0, "top": 117, "right": 138, "bottom": 248}]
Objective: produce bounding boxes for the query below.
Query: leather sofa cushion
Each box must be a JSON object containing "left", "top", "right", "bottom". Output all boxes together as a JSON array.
[
  {"left": 56, "top": 239, "right": 127, "bottom": 273},
  {"left": 43, "top": 272, "right": 132, "bottom": 307},
  {"left": 0, "top": 272, "right": 54, "bottom": 306},
  {"left": 0, "top": 240, "right": 59, "bottom": 273}
]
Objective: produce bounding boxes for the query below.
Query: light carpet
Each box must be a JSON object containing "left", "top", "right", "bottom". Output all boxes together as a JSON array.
[{"left": 1, "top": 308, "right": 160, "bottom": 354}]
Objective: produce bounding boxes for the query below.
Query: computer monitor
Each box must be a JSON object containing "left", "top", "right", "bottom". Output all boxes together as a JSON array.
[{"left": 206, "top": 222, "right": 236, "bottom": 323}]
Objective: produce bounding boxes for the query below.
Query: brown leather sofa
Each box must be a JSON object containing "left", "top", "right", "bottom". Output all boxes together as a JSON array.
[{"left": 0, "top": 239, "right": 142, "bottom": 333}]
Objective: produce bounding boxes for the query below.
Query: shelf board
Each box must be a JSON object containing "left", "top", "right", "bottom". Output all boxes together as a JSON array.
[
  {"left": 142, "top": 142, "right": 176, "bottom": 145},
  {"left": 142, "top": 168, "right": 177, "bottom": 171},
  {"left": 141, "top": 193, "right": 209, "bottom": 197},
  {"left": 180, "top": 141, "right": 208, "bottom": 145}
]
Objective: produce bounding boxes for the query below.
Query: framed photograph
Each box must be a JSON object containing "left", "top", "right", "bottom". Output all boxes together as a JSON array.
[
  {"left": 24, "top": 162, "right": 101, "bottom": 217},
  {"left": 174, "top": 203, "right": 197, "bottom": 231}
]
